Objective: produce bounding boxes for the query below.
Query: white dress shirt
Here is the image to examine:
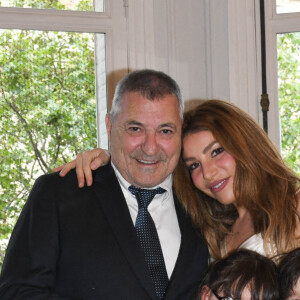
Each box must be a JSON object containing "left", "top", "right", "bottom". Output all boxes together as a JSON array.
[{"left": 111, "top": 163, "right": 181, "bottom": 278}]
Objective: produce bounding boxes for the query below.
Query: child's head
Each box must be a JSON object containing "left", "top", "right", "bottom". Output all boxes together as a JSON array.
[
  {"left": 198, "top": 249, "right": 279, "bottom": 300},
  {"left": 279, "top": 248, "right": 300, "bottom": 300}
]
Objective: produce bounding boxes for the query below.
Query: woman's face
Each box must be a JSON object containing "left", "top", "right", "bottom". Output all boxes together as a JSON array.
[
  {"left": 183, "top": 130, "right": 237, "bottom": 206},
  {"left": 287, "top": 277, "right": 300, "bottom": 300}
]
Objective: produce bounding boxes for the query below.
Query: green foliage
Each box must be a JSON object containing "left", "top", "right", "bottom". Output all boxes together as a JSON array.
[
  {"left": 0, "top": 28, "right": 97, "bottom": 269},
  {"left": 277, "top": 32, "right": 300, "bottom": 176},
  {"left": 0, "top": 0, "right": 93, "bottom": 10}
]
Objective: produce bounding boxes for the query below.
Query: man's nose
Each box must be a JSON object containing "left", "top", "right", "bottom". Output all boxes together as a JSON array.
[{"left": 141, "top": 132, "right": 159, "bottom": 156}]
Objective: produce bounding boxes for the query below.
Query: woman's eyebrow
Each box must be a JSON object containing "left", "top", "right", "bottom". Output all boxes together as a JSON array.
[
  {"left": 203, "top": 140, "right": 218, "bottom": 154},
  {"left": 183, "top": 140, "right": 218, "bottom": 163}
]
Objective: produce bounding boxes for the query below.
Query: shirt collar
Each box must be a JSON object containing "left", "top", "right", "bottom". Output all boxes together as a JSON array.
[{"left": 111, "top": 162, "right": 173, "bottom": 202}]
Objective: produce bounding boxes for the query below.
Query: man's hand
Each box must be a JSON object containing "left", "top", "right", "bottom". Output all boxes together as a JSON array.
[{"left": 53, "top": 148, "right": 110, "bottom": 188}]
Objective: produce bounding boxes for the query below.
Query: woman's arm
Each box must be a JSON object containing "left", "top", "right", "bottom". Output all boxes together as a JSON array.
[{"left": 53, "top": 148, "right": 110, "bottom": 187}]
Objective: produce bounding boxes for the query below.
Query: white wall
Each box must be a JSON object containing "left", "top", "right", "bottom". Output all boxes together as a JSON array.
[
  {"left": 125, "top": 0, "right": 209, "bottom": 110},
  {"left": 125, "top": 0, "right": 262, "bottom": 122}
]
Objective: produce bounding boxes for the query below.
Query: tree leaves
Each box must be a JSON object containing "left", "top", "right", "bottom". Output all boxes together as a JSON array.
[
  {"left": 277, "top": 32, "right": 300, "bottom": 176},
  {"left": 0, "top": 28, "right": 98, "bottom": 269}
]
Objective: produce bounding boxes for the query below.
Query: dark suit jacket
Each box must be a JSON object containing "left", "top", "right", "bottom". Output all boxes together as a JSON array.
[{"left": 0, "top": 164, "right": 209, "bottom": 300}]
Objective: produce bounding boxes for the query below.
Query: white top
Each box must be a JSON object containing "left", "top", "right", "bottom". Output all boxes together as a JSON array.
[
  {"left": 111, "top": 163, "right": 181, "bottom": 279},
  {"left": 211, "top": 234, "right": 268, "bottom": 264},
  {"left": 238, "top": 233, "right": 267, "bottom": 256}
]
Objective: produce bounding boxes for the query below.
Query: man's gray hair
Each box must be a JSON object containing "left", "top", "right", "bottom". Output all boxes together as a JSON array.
[{"left": 110, "top": 69, "right": 184, "bottom": 120}]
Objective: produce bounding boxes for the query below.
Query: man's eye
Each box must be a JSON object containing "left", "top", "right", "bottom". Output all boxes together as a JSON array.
[
  {"left": 187, "top": 162, "right": 201, "bottom": 172},
  {"left": 128, "top": 127, "right": 141, "bottom": 132},
  {"left": 212, "top": 147, "right": 224, "bottom": 157},
  {"left": 161, "top": 129, "right": 173, "bottom": 135}
]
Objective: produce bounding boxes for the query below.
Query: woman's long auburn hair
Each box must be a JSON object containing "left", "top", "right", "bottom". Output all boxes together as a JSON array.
[{"left": 174, "top": 99, "right": 300, "bottom": 260}]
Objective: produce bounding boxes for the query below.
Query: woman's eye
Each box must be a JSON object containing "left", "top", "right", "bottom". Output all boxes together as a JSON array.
[
  {"left": 187, "top": 162, "right": 201, "bottom": 172},
  {"left": 212, "top": 147, "right": 224, "bottom": 157}
]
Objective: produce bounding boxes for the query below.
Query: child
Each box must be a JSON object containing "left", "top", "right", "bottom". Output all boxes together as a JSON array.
[
  {"left": 198, "top": 249, "right": 279, "bottom": 300},
  {"left": 279, "top": 248, "right": 300, "bottom": 300}
]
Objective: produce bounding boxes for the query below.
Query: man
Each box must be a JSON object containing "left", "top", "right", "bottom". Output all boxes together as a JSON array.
[{"left": 0, "top": 70, "right": 209, "bottom": 300}]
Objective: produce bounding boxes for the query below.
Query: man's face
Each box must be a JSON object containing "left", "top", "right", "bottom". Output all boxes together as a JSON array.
[{"left": 106, "top": 91, "right": 182, "bottom": 188}]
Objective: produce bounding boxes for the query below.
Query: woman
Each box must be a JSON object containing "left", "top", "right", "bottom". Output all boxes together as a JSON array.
[
  {"left": 198, "top": 249, "right": 279, "bottom": 300},
  {"left": 55, "top": 100, "right": 300, "bottom": 260},
  {"left": 278, "top": 247, "right": 300, "bottom": 299},
  {"left": 174, "top": 100, "right": 300, "bottom": 260}
]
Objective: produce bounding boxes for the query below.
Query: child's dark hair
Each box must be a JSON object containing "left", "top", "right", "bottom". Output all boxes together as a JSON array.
[
  {"left": 279, "top": 248, "right": 300, "bottom": 299},
  {"left": 198, "top": 249, "right": 279, "bottom": 300}
]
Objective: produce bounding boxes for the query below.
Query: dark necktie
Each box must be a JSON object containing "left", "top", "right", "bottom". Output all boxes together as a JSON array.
[{"left": 128, "top": 185, "right": 169, "bottom": 300}]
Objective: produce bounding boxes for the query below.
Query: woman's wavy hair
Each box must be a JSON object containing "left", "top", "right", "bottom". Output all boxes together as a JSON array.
[
  {"left": 198, "top": 249, "right": 279, "bottom": 300},
  {"left": 174, "top": 99, "right": 300, "bottom": 259}
]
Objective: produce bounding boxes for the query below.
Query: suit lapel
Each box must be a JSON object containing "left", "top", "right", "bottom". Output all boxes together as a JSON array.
[
  {"left": 165, "top": 194, "right": 206, "bottom": 299},
  {"left": 92, "top": 164, "right": 157, "bottom": 299}
]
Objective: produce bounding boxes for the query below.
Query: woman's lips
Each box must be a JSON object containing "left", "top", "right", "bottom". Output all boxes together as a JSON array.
[{"left": 210, "top": 178, "right": 229, "bottom": 193}]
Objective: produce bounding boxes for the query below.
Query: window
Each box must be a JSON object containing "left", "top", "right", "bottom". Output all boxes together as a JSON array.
[
  {"left": 264, "top": 0, "right": 300, "bottom": 176},
  {"left": 0, "top": 0, "right": 102, "bottom": 11},
  {"left": 0, "top": 0, "right": 128, "bottom": 269},
  {"left": 277, "top": 31, "right": 300, "bottom": 174},
  {"left": 276, "top": 0, "right": 300, "bottom": 14}
]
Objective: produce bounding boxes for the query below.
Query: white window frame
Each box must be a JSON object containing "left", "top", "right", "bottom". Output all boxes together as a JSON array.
[
  {"left": 264, "top": 0, "right": 300, "bottom": 148},
  {"left": 0, "top": 1, "right": 128, "bottom": 148}
]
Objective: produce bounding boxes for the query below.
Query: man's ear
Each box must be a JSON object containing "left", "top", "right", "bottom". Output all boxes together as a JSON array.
[
  {"left": 105, "top": 113, "right": 112, "bottom": 139},
  {"left": 200, "top": 285, "right": 213, "bottom": 300}
]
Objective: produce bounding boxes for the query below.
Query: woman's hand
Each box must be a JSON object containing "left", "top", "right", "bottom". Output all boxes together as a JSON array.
[{"left": 53, "top": 148, "right": 110, "bottom": 188}]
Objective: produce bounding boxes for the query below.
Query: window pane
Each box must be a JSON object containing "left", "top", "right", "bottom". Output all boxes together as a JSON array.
[
  {"left": 0, "top": 29, "right": 106, "bottom": 270},
  {"left": 276, "top": 0, "right": 300, "bottom": 13},
  {"left": 277, "top": 32, "right": 300, "bottom": 176},
  {"left": 0, "top": 0, "right": 104, "bottom": 12}
]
